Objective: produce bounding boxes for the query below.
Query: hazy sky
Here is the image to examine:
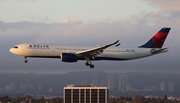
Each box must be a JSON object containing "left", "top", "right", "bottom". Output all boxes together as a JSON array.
[
  {"left": 0, "top": 0, "right": 180, "bottom": 74},
  {"left": 0, "top": 0, "right": 155, "bottom": 23}
]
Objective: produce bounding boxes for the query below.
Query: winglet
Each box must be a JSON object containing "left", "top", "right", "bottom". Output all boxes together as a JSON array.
[
  {"left": 113, "top": 40, "right": 119, "bottom": 45},
  {"left": 139, "top": 27, "right": 171, "bottom": 48},
  {"left": 115, "top": 43, "right": 121, "bottom": 47}
]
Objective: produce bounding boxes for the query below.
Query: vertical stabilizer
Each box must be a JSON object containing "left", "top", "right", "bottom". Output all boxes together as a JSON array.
[{"left": 139, "top": 27, "right": 171, "bottom": 48}]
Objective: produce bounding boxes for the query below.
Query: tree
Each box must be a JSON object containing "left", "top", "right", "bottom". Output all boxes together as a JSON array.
[
  {"left": 164, "top": 94, "right": 167, "bottom": 100},
  {"left": 0, "top": 96, "right": 11, "bottom": 103}
]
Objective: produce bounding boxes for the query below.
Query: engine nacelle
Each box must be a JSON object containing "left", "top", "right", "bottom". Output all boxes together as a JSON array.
[{"left": 61, "top": 53, "right": 77, "bottom": 62}]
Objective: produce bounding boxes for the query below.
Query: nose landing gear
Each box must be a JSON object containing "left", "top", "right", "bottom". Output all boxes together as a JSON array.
[{"left": 24, "top": 57, "right": 28, "bottom": 63}]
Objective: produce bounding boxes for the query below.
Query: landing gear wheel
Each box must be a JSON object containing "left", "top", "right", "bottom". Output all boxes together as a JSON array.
[
  {"left": 90, "top": 65, "right": 94, "bottom": 69},
  {"left": 24, "top": 60, "right": 28, "bottom": 63},
  {"left": 85, "top": 62, "right": 90, "bottom": 66}
]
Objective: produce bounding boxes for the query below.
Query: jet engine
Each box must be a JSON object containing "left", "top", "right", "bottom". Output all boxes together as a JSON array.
[{"left": 61, "top": 53, "right": 77, "bottom": 62}]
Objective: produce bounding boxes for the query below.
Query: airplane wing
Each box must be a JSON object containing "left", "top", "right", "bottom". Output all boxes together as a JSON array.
[{"left": 76, "top": 40, "right": 119, "bottom": 58}]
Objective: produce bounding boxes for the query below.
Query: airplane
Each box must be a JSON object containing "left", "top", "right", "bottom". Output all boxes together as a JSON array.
[{"left": 10, "top": 27, "right": 171, "bottom": 68}]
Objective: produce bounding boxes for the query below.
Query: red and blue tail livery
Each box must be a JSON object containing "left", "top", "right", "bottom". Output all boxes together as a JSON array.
[{"left": 139, "top": 27, "right": 171, "bottom": 48}]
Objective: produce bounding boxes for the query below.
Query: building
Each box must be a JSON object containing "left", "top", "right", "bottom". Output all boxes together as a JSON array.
[
  {"left": 38, "top": 83, "right": 41, "bottom": 91},
  {"left": 119, "top": 74, "right": 128, "bottom": 92},
  {"left": 20, "top": 83, "right": 26, "bottom": 90},
  {"left": 11, "top": 82, "right": 16, "bottom": 90},
  {"left": 168, "top": 82, "right": 174, "bottom": 92},
  {"left": 92, "top": 75, "right": 99, "bottom": 86},
  {"left": 119, "top": 76, "right": 126, "bottom": 92},
  {"left": 64, "top": 84, "right": 109, "bottom": 103},
  {"left": 160, "top": 82, "right": 174, "bottom": 92},
  {"left": 107, "top": 75, "right": 114, "bottom": 91},
  {"left": 160, "top": 82, "right": 166, "bottom": 91}
]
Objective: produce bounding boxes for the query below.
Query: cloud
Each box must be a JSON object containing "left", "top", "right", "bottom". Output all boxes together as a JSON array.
[
  {"left": 145, "top": 0, "right": 180, "bottom": 13},
  {"left": 0, "top": 20, "right": 136, "bottom": 45},
  {"left": 0, "top": 16, "right": 179, "bottom": 46},
  {"left": 14, "top": 0, "right": 37, "bottom": 1},
  {"left": 0, "top": 0, "right": 36, "bottom": 1},
  {"left": 132, "top": 0, "right": 180, "bottom": 27},
  {"left": 31, "top": 16, "right": 50, "bottom": 23},
  {"left": 60, "top": 18, "right": 75, "bottom": 24},
  {"left": 1, "top": 3, "right": 180, "bottom": 74}
]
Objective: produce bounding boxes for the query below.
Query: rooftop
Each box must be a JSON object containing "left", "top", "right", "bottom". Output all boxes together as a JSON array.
[{"left": 66, "top": 84, "right": 106, "bottom": 87}]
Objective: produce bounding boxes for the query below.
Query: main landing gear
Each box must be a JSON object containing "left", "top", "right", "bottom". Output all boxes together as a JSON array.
[
  {"left": 24, "top": 57, "right": 28, "bottom": 63},
  {"left": 85, "top": 62, "right": 94, "bottom": 68},
  {"left": 85, "top": 56, "right": 94, "bottom": 69}
]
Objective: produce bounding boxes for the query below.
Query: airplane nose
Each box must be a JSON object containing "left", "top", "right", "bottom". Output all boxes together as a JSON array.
[{"left": 9, "top": 48, "right": 14, "bottom": 53}]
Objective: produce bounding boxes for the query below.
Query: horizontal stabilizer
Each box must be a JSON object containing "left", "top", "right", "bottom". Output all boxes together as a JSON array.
[{"left": 150, "top": 48, "right": 169, "bottom": 54}]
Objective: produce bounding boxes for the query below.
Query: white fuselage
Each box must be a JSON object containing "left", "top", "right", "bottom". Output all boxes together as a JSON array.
[{"left": 9, "top": 43, "right": 162, "bottom": 61}]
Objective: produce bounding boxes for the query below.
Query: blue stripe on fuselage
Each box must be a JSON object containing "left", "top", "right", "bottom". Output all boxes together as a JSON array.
[{"left": 27, "top": 56, "right": 129, "bottom": 61}]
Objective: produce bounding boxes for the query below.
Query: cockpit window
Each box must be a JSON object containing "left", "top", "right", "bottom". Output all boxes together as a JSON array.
[{"left": 14, "top": 46, "right": 18, "bottom": 49}]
